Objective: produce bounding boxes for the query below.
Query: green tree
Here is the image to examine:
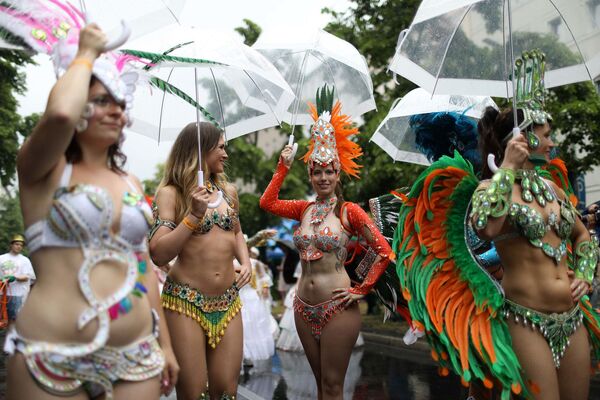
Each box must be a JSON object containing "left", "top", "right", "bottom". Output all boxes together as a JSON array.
[
  {"left": 0, "top": 49, "right": 35, "bottom": 193},
  {"left": 234, "top": 19, "right": 262, "bottom": 46},
  {"left": 0, "top": 195, "right": 24, "bottom": 251}
]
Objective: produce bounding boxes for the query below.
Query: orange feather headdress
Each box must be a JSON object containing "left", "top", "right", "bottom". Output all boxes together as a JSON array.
[{"left": 301, "top": 85, "right": 363, "bottom": 178}]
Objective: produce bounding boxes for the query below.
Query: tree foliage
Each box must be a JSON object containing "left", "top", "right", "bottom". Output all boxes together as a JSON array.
[{"left": 0, "top": 49, "right": 35, "bottom": 192}]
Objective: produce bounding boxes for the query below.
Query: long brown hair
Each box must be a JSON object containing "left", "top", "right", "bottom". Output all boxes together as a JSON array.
[
  {"left": 158, "top": 122, "right": 227, "bottom": 222},
  {"left": 65, "top": 78, "right": 127, "bottom": 174}
]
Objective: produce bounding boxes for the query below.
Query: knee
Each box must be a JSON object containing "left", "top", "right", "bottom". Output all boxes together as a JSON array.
[
  {"left": 175, "top": 380, "right": 208, "bottom": 400},
  {"left": 321, "top": 374, "right": 344, "bottom": 397}
]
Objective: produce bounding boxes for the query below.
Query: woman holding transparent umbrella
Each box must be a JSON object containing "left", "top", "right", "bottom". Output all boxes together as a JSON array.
[
  {"left": 260, "top": 86, "right": 392, "bottom": 400},
  {"left": 149, "top": 122, "right": 251, "bottom": 400}
]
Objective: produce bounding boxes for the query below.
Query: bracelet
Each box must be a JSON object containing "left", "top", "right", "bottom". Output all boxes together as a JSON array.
[
  {"left": 574, "top": 237, "right": 599, "bottom": 284},
  {"left": 470, "top": 168, "right": 515, "bottom": 230},
  {"left": 182, "top": 215, "right": 198, "bottom": 231},
  {"left": 70, "top": 57, "right": 94, "bottom": 71}
]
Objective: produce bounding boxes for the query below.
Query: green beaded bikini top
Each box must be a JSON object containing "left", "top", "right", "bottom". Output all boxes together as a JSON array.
[
  {"left": 195, "top": 184, "right": 238, "bottom": 235},
  {"left": 497, "top": 169, "right": 576, "bottom": 263}
]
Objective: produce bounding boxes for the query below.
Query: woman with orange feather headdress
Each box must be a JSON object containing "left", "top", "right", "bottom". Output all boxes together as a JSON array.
[{"left": 260, "top": 85, "right": 393, "bottom": 399}]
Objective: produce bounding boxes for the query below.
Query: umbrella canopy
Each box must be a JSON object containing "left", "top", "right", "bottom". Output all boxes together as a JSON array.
[
  {"left": 253, "top": 28, "right": 375, "bottom": 127},
  {"left": 77, "top": 0, "right": 185, "bottom": 42},
  {"left": 371, "top": 88, "right": 497, "bottom": 165},
  {"left": 125, "top": 27, "right": 295, "bottom": 142},
  {"left": 389, "top": 0, "right": 600, "bottom": 98}
]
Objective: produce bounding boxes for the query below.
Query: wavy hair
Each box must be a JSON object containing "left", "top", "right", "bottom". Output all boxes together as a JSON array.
[{"left": 158, "top": 122, "right": 227, "bottom": 222}]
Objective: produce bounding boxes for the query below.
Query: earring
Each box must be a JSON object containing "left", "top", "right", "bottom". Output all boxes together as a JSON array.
[
  {"left": 82, "top": 102, "right": 95, "bottom": 118},
  {"left": 75, "top": 118, "right": 88, "bottom": 132},
  {"left": 526, "top": 131, "right": 540, "bottom": 149}
]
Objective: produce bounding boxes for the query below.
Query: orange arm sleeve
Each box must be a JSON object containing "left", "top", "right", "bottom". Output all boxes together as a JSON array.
[{"left": 259, "top": 161, "right": 309, "bottom": 221}]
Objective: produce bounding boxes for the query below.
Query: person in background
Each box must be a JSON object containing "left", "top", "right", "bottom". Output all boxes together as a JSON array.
[{"left": 0, "top": 235, "right": 35, "bottom": 324}]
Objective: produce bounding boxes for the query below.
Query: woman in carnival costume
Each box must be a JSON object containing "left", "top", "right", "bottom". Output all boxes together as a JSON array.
[
  {"left": 0, "top": 1, "right": 179, "bottom": 399},
  {"left": 394, "top": 50, "right": 600, "bottom": 400},
  {"left": 260, "top": 85, "right": 392, "bottom": 399},
  {"left": 149, "top": 122, "right": 251, "bottom": 400}
]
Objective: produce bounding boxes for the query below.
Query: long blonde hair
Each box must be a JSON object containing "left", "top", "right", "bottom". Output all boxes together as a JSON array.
[{"left": 158, "top": 122, "right": 228, "bottom": 222}]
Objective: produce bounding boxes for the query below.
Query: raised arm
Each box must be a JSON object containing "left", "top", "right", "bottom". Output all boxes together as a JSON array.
[
  {"left": 259, "top": 146, "right": 309, "bottom": 221},
  {"left": 17, "top": 24, "right": 107, "bottom": 185},
  {"left": 343, "top": 202, "right": 393, "bottom": 296}
]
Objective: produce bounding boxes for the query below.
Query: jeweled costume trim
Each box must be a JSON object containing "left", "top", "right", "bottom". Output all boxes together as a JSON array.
[
  {"left": 161, "top": 277, "right": 242, "bottom": 348},
  {"left": 503, "top": 299, "right": 583, "bottom": 368}
]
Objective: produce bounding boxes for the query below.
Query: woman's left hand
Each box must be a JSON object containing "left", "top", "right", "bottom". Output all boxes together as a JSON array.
[
  {"left": 235, "top": 262, "right": 252, "bottom": 288},
  {"left": 160, "top": 347, "right": 179, "bottom": 396},
  {"left": 569, "top": 271, "right": 591, "bottom": 302},
  {"left": 332, "top": 288, "right": 364, "bottom": 308}
]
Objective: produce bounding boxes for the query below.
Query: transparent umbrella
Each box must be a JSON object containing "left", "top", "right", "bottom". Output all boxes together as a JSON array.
[
  {"left": 389, "top": 0, "right": 600, "bottom": 98},
  {"left": 124, "top": 27, "right": 295, "bottom": 142},
  {"left": 253, "top": 28, "right": 375, "bottom": 129},
  {"left": 371, "top": 88, "right": 497, "bottom": 165},
  {"left": 76, "top": 0, "right": 185, "bottom": 42}
]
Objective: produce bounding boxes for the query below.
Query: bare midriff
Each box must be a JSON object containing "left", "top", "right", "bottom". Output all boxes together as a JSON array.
[
  {"left": 297, "top": 252, "right": 351, "bottom": 304},
  {"left": 169, "top": 226, "right": 237, "bottom": 296},
  {"left": 16, "top": 248, "right": 153, "bottom": 347}
]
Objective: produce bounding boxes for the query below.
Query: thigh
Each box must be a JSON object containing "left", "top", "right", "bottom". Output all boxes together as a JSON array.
[
  {"left": 294, "top": 309, "right": 322, "bottom": 382},
  {"left": 319, "top": 303, "right": 361, "bottom": 384},
  {"left": 206, "top": 312, "right": 243, "bottom": 397},
  {"left": 506, "top": 320, "right": 559, "bottom": 400},
  {"left": 557, "top": 325, "right": 590, "bottom": 400},
  {"left": 164, "top": 310, "right": 208, "bottom": 400},
  {"left": 113, "top": 376, "right": 161, "bottom": 400},
  {"left": 7, "top": 353, "right": 88, "bottom": 400}
]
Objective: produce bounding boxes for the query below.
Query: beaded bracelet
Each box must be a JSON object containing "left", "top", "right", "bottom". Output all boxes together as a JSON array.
[
  {"left": 574, "top": 237, "right": 599, "bottom": 284},
  {"left": 470, "top": 168, "right": 515, "bottom": 230},
  {"left": 182, "top": 215, "right": 199, "bottom": 231}
]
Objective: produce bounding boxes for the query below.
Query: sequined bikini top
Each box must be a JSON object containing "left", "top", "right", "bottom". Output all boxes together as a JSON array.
[
  {"left": 25, "top": 163, "right": 152, "bottom": 254},
  {"left": 150, "top": 182, "right": 238, "bottom": 237},
  {"left": 293, "top": 225, "right": 345, "bottom": 261},
  {"left": 496, "top": 170, "right": 576, "bottom": 263}
]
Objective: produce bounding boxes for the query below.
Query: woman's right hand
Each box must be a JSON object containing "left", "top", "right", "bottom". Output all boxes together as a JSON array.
[
  {"left": 279, "top": 145, "right": 294, "bottom": 168},
  {"left": 77, "top": 23, "right": 108, "bottom": 60},
  {"left": 190, "top": 186, "right": 211, "bottom": 218},
  {"left": 500, "top": 134, "right": 529, "bottom": 170}
]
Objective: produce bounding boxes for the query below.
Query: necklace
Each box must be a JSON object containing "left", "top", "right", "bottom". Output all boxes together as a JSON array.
[
  {"left": 310, "top": 197, "right": 337, "bottom": 227},
  {"left": 205, "top": 178, "right": 216, "bottom": 194}
]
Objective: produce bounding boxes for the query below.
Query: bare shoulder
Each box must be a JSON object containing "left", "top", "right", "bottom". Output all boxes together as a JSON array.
[
  {"left": 155, "top": 185, "right": 178, "bottom": 212},
  {"left": 124, "top": 172, "right": 144, "bottom": 193},
  {"left": 223, "top": 182, "right": 238, "bottom": 200}
]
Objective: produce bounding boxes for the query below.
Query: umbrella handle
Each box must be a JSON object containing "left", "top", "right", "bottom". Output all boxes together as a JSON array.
[
  {"left": 84, "top": 6, "right": 131, "bottom": 51},
  {"left": 198, "top": 170, "right": 224, "bottom": 209},
  {"left": 487, "top": 127, "right": 521, "bottom": 173},
  {"left": 287, "top": 135, "right": 298, "bottom": 159},
  {"left": 103, "top": 20, "right": 131, "bottom": 51}
]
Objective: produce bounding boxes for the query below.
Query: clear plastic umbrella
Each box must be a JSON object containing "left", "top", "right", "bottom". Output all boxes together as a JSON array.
[
  {"left": 371, "top": 88, "right": 497, "bottom": 165},
  {"left": 389, "top": 0, "right": 600, "bottom": 98},
  {"left": 76, "top": 0, "right": 185, "bottom": 42},
  {"left": 253, "top": 28, "right": 375, "bottom": 128},
  {"left": 125, "top": 27, "right": 295, "bottom": 142}
]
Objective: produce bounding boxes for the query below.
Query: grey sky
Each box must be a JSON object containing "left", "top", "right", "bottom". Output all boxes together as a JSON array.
[{"left": 16, "top": 0, "right": 350, "bottom": 181}]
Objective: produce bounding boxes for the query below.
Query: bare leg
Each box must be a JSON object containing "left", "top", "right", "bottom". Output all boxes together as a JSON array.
[
  {"left": 114, "top": 376, "right": 161, "bottom": 400},
  {"left": 7, "top": 353, "right": 88, "bottom": 400},
  {"left": 319, "top": 303, "right": 360, "bottom": 400},
  {"left": 206, "top": 312, "right": 243, "bottom": 398},
  {"left": 507, "top": 320, "right": 559, "bottom": 400},
  {"left": 295, "top": 310, "right": 323, "bottom": 399},
  {"left": 557, "top": 325, "right": 590, "bottom": 400},
  {"left": 165, "top": 310, "right": 208, "bottom": 400}
]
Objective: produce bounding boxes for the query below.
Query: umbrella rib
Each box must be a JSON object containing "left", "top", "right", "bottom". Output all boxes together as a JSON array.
[
  {"left": 546, "top": 0, "right": 594, "bottom": 82},
  {"left": 243, "top": 70, "right": 283, "bottom": 128},
  {"left": 209, "top": 67, "right": 227, "bottom": 141},
  {"left": 290, "top": 49, "right": 312, "bottom": 133},
  {"left": 159, "top": 0, "right": 181, "bottom": 25},
  {"left": 157, "top": 67, "right": 175, "bottom": 144},
  {"left": 431, "top": 4, "right": 474, "bottom": 95}
]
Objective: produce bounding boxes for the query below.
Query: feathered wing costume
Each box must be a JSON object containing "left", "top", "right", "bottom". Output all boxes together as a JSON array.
[{"left": 391, "top": 55, "right": 600, "bottom": 399}]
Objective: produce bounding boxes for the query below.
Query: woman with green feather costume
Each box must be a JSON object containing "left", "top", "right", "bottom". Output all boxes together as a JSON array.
[{"left": 393, "top": 50, "right": 600, "bottom": 400}]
